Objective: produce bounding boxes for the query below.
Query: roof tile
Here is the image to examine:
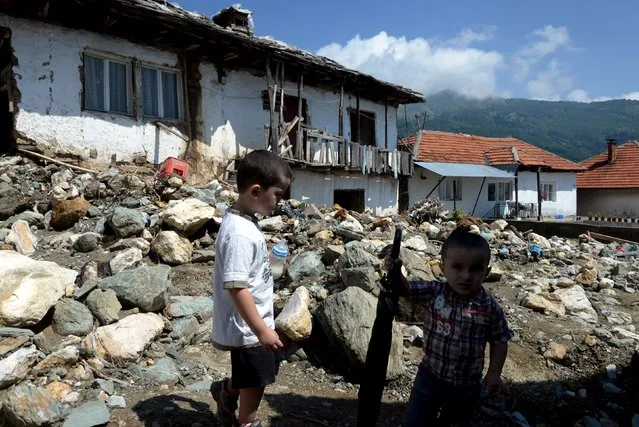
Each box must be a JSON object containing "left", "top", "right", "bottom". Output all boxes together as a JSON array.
[
  {"left": 401, "top": 131, "right": 582, "bottom": 172},
  {"left": 577, "top": 141, "right": 639, "bottom": 189}
]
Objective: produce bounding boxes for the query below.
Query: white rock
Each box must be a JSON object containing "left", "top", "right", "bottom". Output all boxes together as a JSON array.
[
  {"left": 275, "top": 286, "right": 312, "bottom": 341},
  {"left": 528, "top": 233, "right": 551, "bottom": 250},
  {"left": 0, "top": 251, "right": 78, "bottom": 327},
  {"left": 151, "top": 231, "right": 193, "bottom": 265},
  {"left": 490, "top": 219, "right": 508, "bottom": 231},
  {"left": 82, "top": 313, "right": 164, "bottom": 367},
  {"left": 33, "top": 346, "right": 80, "bottom": 373},
  {"left": 404, "top": 236, "right": 428, "bottom": 252},
  {"left": 599, "top": 278, "right": 615, "bottom": 290},
  {"left": 555, "top": 285, "right": 598, "bottom": 323},
  {"left": 0, "top": 346, "right": 40, "bottom": 389},
  {"left": 6, "top": 220, "right": 37, "bottom": 255},
  {"left": 162, "top": 198, "right": 216, "bottom": 236},
  {"left": 109, "top": 248, "right": 143, "bottom": 274}
]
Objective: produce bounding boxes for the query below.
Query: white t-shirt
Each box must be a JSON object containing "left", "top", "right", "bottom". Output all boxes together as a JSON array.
[{"left": 211, "top": 210, "right": 274, "bottom": 349}]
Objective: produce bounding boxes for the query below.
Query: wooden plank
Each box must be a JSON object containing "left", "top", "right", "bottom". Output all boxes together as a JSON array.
[
  {"left": 306, "top": 130, "right": 346, "bottom": 143},
  {"left": 338, "top": 84, "right": 344, "bottom": 137},
  {"left": 296, "top": 73, "right": 304, "bottom": 161},
  {"left": 266, "top": 58, "right": 277, "bottom": 148},
  {"left": 279, "top": 62, "right": 284, "bottom": 127}
]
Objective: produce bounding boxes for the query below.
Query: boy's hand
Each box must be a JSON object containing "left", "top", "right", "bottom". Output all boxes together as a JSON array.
[
  {"left": 383, "top": 255, "right": 410, "bottom": 297},
  {"left": 257, "top": 328, "right": 284, "bottom": 352},
  {"left": 483, "top": 372, "right": 507, "bottom": 396}
]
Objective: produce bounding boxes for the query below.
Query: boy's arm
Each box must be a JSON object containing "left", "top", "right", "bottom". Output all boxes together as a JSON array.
[
  {"left": 229, "top": 288, "right": 282, "bottom": 351},
  {"left": 384, "top": 256, "right": 439, "bottom": 298},
  {"left": 484, "top": 302, "right": 513, "bottom": 394}
]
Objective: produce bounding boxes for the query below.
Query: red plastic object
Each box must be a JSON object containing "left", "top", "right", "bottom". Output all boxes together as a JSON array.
[{"left": 159, "top": 157, "right": 189, "bottom": 178}]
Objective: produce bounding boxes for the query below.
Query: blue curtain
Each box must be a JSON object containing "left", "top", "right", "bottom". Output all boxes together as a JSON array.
[
  {"left": 84, "top": 55, "right": 104, "bottom": 111},
  {"left": 109, "top": 62, "right": 128, "bottom": 114},
  {"left": 161, "top": 71, "right": 179, "bottom": 119}
]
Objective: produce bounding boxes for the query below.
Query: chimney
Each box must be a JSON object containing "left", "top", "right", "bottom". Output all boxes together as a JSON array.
[
  {"left": 212, "top": 5, "right": 254, "bottom": 36},
  {"left": 606, "top": 138, "right": 618, "bottom": 164}
]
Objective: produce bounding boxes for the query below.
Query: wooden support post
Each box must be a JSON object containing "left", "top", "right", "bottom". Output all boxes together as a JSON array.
[
  {"left": 279, "top": 62, "right": 285, "bottom": 127},
  {"left": 453, "top": 179, "right": 457, "bottom": 211},
  {"left": 472, "top": 177, "right": 487, "bottom": 216},
  {"left": 384, "top": 99, "right": 388, "bottom": 149},
  {"left": 266, "top": 58, "right": 277, "bottom": 149},
  {"left": 514, "top": 170, "right": 519, "bottom": 218},
  {"left": 296, "top": 72, "right": 303, "bottom": 160},
  {"left": 339, "top": 84, "right": 344, "bottom": 164},
  {"left": 537, "top": 168, "right": 542, "bottom": 220},
  {"left": 356, "top": 87, "right": 361, "bottom": 143}
]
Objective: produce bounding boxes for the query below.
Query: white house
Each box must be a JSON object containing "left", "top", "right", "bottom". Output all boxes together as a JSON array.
[
  {"left": 577, "top": 140, "right": 639, "bottom": 218},
  {"left": 0, "top": 1, "right": 423, "bottom": 215},
  {"left": 400, "top": 131, "right": 583, "bottom": 218}
]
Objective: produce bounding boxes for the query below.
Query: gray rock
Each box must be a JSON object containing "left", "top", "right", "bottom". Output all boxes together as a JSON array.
[
  {"left": 138, "top": 357, "right": 181, "bottom": 385},
  {"left": 164, "top": 296, "right": 214, "bottom": 321},
  {"left": 316, "top": 286, "right": 404, "bottom": 379},
  {"left": 0, "top": 228, "right": 9, "bottom": 242},
  {"left": 73, "top": 232, "right": 101, "bottom": 252},
  {"left": 1, "top": 211, "right": 44, "bottom": 229},
  {"left": 193, "top": 188, "right": 217, "bottom": 206},
  {"left": 0, "top": 346, "right": 40, "bottom": 389},
  {"left": 93, "top": 379, "right": 115, "bottom": 396},
  {"left": 288, "top": 251, "right": 326, "bottom": 282},
  {"left": 98, "top": 265, "right": 171, "bottom": 312},
  {"left": 1, "top": 382, "right": 66, "bottom": 426},
  {"left": 338, "top": 246, "right": 379, "bottom": 270},
  {"left": 340, "top": 267, "right": 378, "bottom": 293},
  {"left": 106, "top": 395, "right": 126, "bottom": 409},
  {"left": 322, "top": 245, "right": 345, "bottom": 265},
  {"left": 0, "top": 327, "right": 35, "bottom": 338},
  {"left": 63, "top": 400, "right": 110, "bottom": 427},
  {"left": 258, "top": 216, "right": 285, "bottom": 232},
  {"left": 0, "top": 182, "right": 31, "bottom": 221},
  {"left": 108, "top": 207, "right": 145, "bottom": 238},
  {"left": 305, "top": 220, "right": 324, "bottom": 236},
  {"left": 85, "top": 289, "right": 121, "bottom": 325},
  {"left": 334, "top": 226, "right": 365, "bottom": 242},
  {"left": 187, "top": 380, "right": 213, "bottom": 391},
  {"left": 87, "top": 206, "right": 103, "bottom": 218},
  {"left": 191, "top": 250, "right": 215, "bottom": 263},
  {"left": 53, "top": 298, "right": 94, "bottom": 336},
  {"left": 170, "top": 316, "right": 199, "bottom": 350}
]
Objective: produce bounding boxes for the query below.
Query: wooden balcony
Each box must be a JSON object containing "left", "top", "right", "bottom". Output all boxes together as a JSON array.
[{"left": 265, "top": 122, "right": 414, "bottom": 177}]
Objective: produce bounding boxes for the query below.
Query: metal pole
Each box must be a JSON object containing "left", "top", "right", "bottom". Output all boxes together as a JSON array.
[{"left": 472, "top": 177, "right": 487, "bottom": 216}]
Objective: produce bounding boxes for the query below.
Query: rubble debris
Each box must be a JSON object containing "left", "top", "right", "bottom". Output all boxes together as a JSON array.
[{"left": 0, "top": 154, "right": 637, "bottom": 426}]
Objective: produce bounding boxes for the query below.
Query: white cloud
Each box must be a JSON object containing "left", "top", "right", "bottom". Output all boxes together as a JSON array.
[
  {"left": 621, "top": 91, "right": 639, "bottom": 100},
  {"left": 514, "top": 25, "right": 572, "bottom": 82},
  {"left": 449, "top": 26, "right": 496, "bottom": 47},
  {"left": 316, "top": 30, "right": 504, "bottom": 98},
  {"left": 567, "top": 89, "right": 590, "bottom": 102},
  {"left": 566, "top": 89, "right": 639, "bottom": 103},
  {"left": 526, "top": 60, "right": 572, "bottom": 100}
]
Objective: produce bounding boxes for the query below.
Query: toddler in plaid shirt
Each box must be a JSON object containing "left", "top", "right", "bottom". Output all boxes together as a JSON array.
[{"left": 387, "top": 228, "right": 512, "bottom": 426}]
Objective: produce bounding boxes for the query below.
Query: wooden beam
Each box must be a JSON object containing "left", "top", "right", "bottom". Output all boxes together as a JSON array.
[
  {"left": 279, "top": 62, "right": 285, "bottom": 127},
  {"left": 384, "top": 98, "right": 388, "bottom": 149},
  {"left": 296, "top": 72, "right": 304, "bottom": 160},
  {"left": 266, "top": 57, "right": 277, "bottom": 148},
  {"left": 537, "top": 167, "right": 542, "bottom": 220},
  {"left": 356, "top": 87, "right": 360, "bottom": 143}
]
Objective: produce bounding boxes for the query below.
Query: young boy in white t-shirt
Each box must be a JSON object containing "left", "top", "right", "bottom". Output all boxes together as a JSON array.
[{"left": 210, "top": 149, "right": 292, "bottom": 427}]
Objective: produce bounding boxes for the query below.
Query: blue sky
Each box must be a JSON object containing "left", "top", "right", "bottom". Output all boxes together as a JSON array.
[{"left": 176, "top": 0, "right": 638, "bottom": 102}]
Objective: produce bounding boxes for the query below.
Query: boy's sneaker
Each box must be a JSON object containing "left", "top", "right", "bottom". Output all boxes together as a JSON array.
[{"left": 210, "top": 378, "right": 239, "bottom": 427}]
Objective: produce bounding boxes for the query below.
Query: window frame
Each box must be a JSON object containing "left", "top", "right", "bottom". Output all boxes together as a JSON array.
[
  {"left": 139, "top": 62, "right": 183, "bottom": 121},
  {"left": 348, "top": 108, "right": 376, "bottom": 147},
  {"left": 488, "top": 181, "right": 513, "bottom": 201},
  {"left": 439, "top": 178, "right": 462, "bottom": 201},
  {"left": 82, "top": 50, "right": 134, "bottom": 116},
  {"left": 541, "top": 182, "right": 557, "bottom": 202}
]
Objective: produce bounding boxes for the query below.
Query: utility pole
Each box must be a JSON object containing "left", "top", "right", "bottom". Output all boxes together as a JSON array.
[{"left": 414, "top": 111, "right": 428, "bottom": 131}]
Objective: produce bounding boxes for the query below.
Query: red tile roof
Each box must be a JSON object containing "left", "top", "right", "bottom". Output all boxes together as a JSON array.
[
  {"left": 400, "top": 131, "right": 583, "bottom": 172},
  {"left": 577, "top": 141, "right": 639, "bottom": 189}
]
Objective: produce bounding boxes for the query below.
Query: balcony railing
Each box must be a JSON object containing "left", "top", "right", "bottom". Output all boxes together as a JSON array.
[{"left": 265, "top": 122, "right": 413, "bottom": 177}]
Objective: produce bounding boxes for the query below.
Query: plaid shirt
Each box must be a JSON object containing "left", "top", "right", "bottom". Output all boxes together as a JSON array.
[{"left": 409, "top": 280, "right": 512, "bottom": 387}]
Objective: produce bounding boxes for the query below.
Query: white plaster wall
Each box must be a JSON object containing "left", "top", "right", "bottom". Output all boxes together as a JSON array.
[
  {"left": 407, "top": 168, "right": 515, "bottom": 217},
  {"left": 577, "top": 189, "right": 639, "bottom": 217},
  {"left": 517, "top": 171, "right": 577, "bottom": 217},
  {"left": 199, "top": 61, "right": 399, "bottom": 161},
  {"left": 2, "top": 15, "right": 186, "bottom": 164},
  {"left": 291, "top": 169, "right": 398, "bottom": 216}
]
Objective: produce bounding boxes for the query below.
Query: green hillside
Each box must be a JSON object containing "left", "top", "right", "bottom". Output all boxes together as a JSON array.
[{"left": 397, "top": 91, "right": 639, "bottom": 162}]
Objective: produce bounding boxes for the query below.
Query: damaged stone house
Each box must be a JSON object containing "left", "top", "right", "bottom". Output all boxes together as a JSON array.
[{"left": 0, "top": 0, "right": 423, "bottom": 215}]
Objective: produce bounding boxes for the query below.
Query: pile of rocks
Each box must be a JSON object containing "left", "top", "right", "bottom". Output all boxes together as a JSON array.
[{"left": 0, "top": 154, "right": 638, "bottom": 426}]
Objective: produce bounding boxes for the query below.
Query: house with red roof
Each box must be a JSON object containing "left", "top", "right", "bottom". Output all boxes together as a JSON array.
[
  {"left": 577, "top": 140, "right": 639, "bottom": 218},
  {"left": 400, "top": 130, "right": 583, "bottom": 219}
]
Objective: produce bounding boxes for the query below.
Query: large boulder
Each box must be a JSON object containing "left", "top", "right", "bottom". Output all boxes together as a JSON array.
[
  {"left": 108, "top": 207, "right": 145, "bottom": 238},
  {"left": 162, "top": 198, "right": 216, "bottom": 236},
  {"left": 316, "top": 286, "right": 404, "bottom": 379},
  {"left": 151, "top": 231, "right": 193, "bottom": 265},
  {"left": 51, "top": 198, "right": 90, "bottom": 230},
  {"left": 82, "top": 313, "right": 164, "bottom": 367},
  {"left": 0, "top": 251, "right": 78, "bottom": 327},
  {"left": 98, "top": 265, "right": 171, "bottom": 312},
  {"left": 0, "top": 382, "right": 66, "bottom": 426},
  {"left": 52, "top": 299, "right": 95, "bottom": 336}
]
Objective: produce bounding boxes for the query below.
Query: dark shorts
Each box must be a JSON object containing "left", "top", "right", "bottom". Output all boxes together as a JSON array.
[{"left": 230, "top": 345, "right": 283, "bottom": 389}]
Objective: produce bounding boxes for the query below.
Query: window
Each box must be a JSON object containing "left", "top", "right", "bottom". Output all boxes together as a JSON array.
[
  {"left": 83, "top": 53, "right": 132, "bottom": 114},
  {"left": 439, "top": 179, "right": 462, "bottom": 201},
  {"left": 141, "top": 66, "right": 180, "bottom": 120},
  {"left": 334, "top": 189, "right": 365, "bottom": 212},
  {"left": 488, "top": 182, "right": 512, "bottom": 201},
  {"left": 349, "top": 109, "right": 376, "bottom": 147},
  {"left": 541, "top": 183, "right": 556, "bottom": 202}
]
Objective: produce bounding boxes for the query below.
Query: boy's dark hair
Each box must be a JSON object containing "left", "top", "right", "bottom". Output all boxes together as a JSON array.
[
  {"left": 235, "top": 149, "right": 293, "bottom": 192},
  {"left": 441, "top": 227, "right": 491, "bottom": 264}
]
